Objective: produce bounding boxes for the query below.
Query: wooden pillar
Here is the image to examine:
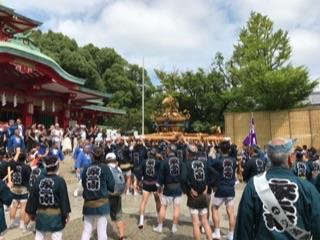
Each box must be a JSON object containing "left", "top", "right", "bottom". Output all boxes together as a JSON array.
[
  {"left": 92, "top": 112, "right": 97, "bottom": 126},
  {"left": 76, "top": 110, "right": 83, "bottom": 125},
  {"left": 59, "top": 109, "right": 70, "bottom": 129}
]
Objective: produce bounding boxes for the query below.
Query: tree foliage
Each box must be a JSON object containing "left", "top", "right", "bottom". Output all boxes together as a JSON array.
[{"left": 229, "top": 12, "right": 317, "bottom": 110}]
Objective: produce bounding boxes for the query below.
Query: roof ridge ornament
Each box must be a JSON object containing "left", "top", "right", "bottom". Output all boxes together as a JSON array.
[
  {"left": 12, "top": 31, "right": 39, "bottom": 50},
  {"left": 0, "top": 5, "right": 41, "bottom": 40}
]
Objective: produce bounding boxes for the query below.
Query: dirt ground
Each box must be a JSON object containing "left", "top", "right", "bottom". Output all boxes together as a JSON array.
[{"left": 5, "top": 156, "right": 244, "bottom": 240}]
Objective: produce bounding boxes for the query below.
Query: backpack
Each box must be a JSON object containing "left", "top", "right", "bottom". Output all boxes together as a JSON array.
[{"left": 108, "top": 166, "right": 125, "bottom": 196}]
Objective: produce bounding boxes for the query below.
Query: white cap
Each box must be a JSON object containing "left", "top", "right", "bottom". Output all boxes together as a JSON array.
[
  {"left": 224, "top": 137, "right": 231, "bottom": 141},
  {"left": 106, "top": 152, "right": 116, "bottom": 161}
]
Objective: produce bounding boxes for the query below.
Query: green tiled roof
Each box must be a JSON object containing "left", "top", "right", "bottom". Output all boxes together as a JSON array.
[
  {"left": 82, "top": 105, "right": 126, "bottom": 115},
  {"left": 86, "top": 99, "right": 105, "bottom": 105},
  {"left": 0, "top": 39, "right": 86, "bottom": 85},
  {"left": 79, "top": 86, "right": 112, "bottom": 98}
]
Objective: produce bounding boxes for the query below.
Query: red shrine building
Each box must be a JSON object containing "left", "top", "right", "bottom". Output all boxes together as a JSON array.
[{"left": 0, "top": 5, "right": 125, "bottom": 128}]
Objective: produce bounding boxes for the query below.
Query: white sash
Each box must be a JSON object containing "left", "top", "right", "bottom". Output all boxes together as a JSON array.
[{"left": 253, "top": 172, "right": 311, "bottom": 240}]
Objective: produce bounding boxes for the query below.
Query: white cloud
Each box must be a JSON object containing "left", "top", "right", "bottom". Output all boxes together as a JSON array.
[
  {"left": 290, "top": 29, "right": 320, "bottom": 79},
  {"left": 4, "top": 0, "right": 320, "bottom": 81},
  {"left": 45, "top": 0, "right": 234, "bottom": 72},
  {"left": 6, "top": 0, "right": 107, "bottom": 16}
]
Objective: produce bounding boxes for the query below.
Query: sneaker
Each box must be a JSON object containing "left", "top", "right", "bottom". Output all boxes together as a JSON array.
[
  {"left": 8, "top": 221, "right": 18, "bottom": 229},
  {"left": 73, "top": 189, "right": 79, "bottom": 197},
  {"left": 153, "top": 225, "right": 163, "bottom": 233},
  {"left": 212, "top": 231, "right": 221, "bottom": 240},
  {"left": 171, "top": 225, "right": 178, "bottom": 234},
  {"left": 226, "top": 232, "right": 234, "bottom": 240},
  {"left": 27, "top": 223, "right": 35, "bottom": 232},
  {"left": 19, "top": 224, "right": 26, "bottom": 231},
  {"left": 21, "top": 225, "right": 28, "bottom": 233}
]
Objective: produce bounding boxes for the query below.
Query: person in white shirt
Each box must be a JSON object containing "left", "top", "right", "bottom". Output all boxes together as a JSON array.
[
  {"left": 16, "top": 119, "right": 24, "bottom": 140},
  {"left": 51, "top": 124, "right": 63, "bottom": 147},
  {"left": 80, "top": 125, "right": 87, "bottom": 141}
]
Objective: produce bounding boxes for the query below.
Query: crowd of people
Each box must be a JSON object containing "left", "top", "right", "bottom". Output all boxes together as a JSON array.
[{"left": 0, "top": 119, "right": 320, "bottom": 240}]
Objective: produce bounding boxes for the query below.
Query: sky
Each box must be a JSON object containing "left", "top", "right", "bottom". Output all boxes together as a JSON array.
[{"left": 5, "top": 0, "right": 320, "bottom": 85}]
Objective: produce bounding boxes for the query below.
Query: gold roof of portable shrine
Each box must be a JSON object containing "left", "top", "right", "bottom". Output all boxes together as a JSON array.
[{"left": 153, "top": 96, "right": 190, "bottom": 123}]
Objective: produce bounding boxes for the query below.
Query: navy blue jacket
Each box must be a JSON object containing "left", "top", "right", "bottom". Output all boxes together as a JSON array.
[
  {"left": 115, "top": 144, "right": 131, "bottom": 171},
  {"left": 82, "top": 162, "right": 115, "bottom": 215},
  {"left": 12, "top": 162, "right": 31, "bottom": 189},
  {"left": 158, "top": 154, "right": 183, "bottom": 197},
  {"left": 209, "top": 154, "right": 237, "bottom": 198},
  {"left": 176, "top": 143, "right": 187, "bottom": 162},
  {"left": 306, "top": 159, "right": 320, "bottom": 183},
  {"left": 0, "top": 180, "right": 13, "bottom": 233},
  {"left": 292, "top": 159, "right": 308, "bottom": 180},
  {"left": 135, "top": 157, "right": 161, "bottom": 183},
  {"left": 131, "top": 145, "right": 147, "bottom": 168},
  {"left": 26, "top": 173, "right": 71, "bottom": 232},
  {"left": 182, "top": 157, "right": 219, "bottom": 194},
  {"left": 243, "top": 154, "right": 267, "bottom": 182}
]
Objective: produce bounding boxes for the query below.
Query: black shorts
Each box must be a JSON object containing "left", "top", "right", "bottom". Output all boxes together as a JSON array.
[
  {"left": 187, "top": 193, "right": 208, "bottom": 209},
  {"left": 142, "top": 184, "right": 157, "bottom": 193},
  {"left": 12, "top": 193, "right": 28, "bottom": 201},
  {"left": 109, "top": 195, "right": 122, "bottom": 222}
]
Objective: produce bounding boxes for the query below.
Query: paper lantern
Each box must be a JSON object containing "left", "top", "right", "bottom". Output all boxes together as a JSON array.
[
  {"left": 1, "top": 92, "right": 6, "bottom": 106},
  {"left": 52, "top": 101, "right": 55, "bottom": 112},
  {"left": 27, "top": 103, "right": 34, "bottom": 114},
  {"left": 65, "top": 109, "right": 70, "bottom": 119},
  {"left": 41, "top": 99, "right": 45, "bottom": 111},
  {"left": 13, "top": 94, "right": 17, "bottom": 107}
]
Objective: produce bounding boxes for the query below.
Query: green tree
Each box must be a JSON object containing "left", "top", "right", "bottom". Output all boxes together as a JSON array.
[
  {"left": 104, "top": 63, "right": 156, "bottom": 133},
  {"left": 32, "top": 30, "right": 77, "bottom": 63},
  {"left": 229, "top": 12, "right": 317, "bottom": 110},
  {"left": 32, "top": 30, "right": 105, "bottom": 90}
]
